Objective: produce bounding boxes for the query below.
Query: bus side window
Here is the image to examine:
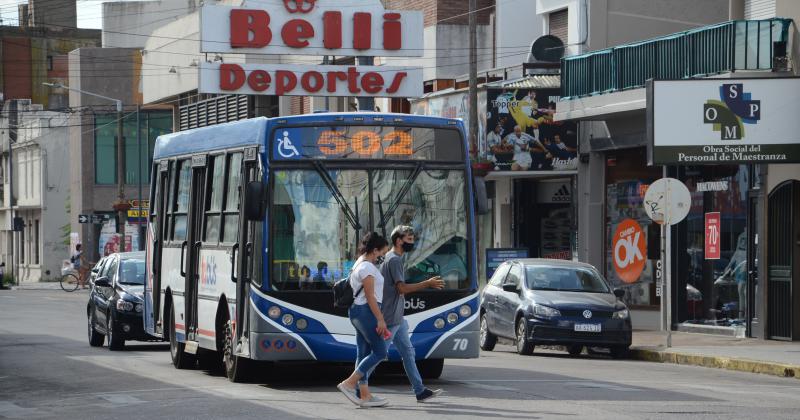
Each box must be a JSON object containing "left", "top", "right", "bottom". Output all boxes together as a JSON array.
[
  {"left": 172, "top": 160, "right": 192, "bottom": 242},
  {"left": 221, "top": 153, "right": 243, "bottom": 243},
  {"left": 163, "top": 162, "right": 175, "bottom": 242},
  {"left": 204, "top": 154, "right": 225, "bottom": 243}
]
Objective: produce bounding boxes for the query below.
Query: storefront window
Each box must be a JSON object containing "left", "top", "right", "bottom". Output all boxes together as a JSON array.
[
  {"left": 677, "top": 165, "right": 749, "bottom": 326},
  {"left": 605, "top": 148, "right": 662, "bottom": 307}
]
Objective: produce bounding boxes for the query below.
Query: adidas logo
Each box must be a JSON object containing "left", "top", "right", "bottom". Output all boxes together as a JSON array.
[{"left": 552, "top": 185, "right": 571, "bottom": 202}]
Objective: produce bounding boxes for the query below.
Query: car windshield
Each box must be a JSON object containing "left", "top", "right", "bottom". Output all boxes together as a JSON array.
[
  {"left": 525, "top": 266, "right": 610, "bottom": 293},
  {"left": 118, "top": 259, "right": 145, "bottom": 285}
]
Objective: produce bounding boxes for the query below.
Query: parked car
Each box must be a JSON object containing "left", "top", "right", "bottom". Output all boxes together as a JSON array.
[
  {"left": 87, "top": 252, "right": 157, "bottom": 350},
  {"left": 88, "top": 256, "right": 109, "bottom": 285},
  {"left": 479, "top": 259, "right": 632, "bottom": 358}
]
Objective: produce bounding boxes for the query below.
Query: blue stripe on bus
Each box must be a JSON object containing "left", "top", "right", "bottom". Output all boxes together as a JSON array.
[{"left": 250, "top": 290, "right": 478, "bottom": 362}]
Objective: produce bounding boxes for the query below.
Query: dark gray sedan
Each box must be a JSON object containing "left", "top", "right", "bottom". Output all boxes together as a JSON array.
[{"left": 479, "top": 259, "right": 632, "bottom": 358}]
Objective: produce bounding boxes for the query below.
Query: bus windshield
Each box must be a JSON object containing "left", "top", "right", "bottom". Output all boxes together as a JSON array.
[{"left": 270, "top": 167, "right": 469, "bottom": 291}]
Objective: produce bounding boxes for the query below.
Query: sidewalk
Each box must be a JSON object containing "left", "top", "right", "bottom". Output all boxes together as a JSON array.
[
  {"left": 631, "top": 330, "right": 800, "bottom": 380},
  {"left": 8, "top": 282, "right": 76, "bottom": 291}
]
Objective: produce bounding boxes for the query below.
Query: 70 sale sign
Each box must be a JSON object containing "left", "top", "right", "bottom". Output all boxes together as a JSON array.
[
  {"left": 613, "top": 219, "right": 647, "bottom": 284},
  {"left": 705, "top": 212, "right": 721, "bottom": 260}
]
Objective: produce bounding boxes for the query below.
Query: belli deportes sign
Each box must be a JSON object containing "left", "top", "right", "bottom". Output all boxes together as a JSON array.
[
  {"left": 647, "top": 78, "right": 800, "bottom": 165},
  {"left": 200, "top": 1, "right": 424, "bottom": 57}
]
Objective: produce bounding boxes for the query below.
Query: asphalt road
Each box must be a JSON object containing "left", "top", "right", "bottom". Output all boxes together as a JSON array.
[{"left": 1, "top": 289, "right": 799, "bottom": 420}]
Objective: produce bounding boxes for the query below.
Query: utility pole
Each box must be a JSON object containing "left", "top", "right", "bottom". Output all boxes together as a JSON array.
[
  {"left": 116, "top": 104, "right": 127, "bottom": 253},
  {"left": 468, "top": 0, "right": 478, "bottom": 156}
]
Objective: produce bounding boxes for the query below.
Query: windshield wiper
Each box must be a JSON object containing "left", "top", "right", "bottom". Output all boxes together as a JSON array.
[
  {"left": 377, "top": 162, "right": 424, "bottom": 231},
  {"left": 312, "top": 160, "right": 362, "bottom": 232}
]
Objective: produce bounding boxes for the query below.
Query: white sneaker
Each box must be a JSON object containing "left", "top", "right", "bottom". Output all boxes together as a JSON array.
[
  {"left": 360, "top": 395, "right": 389, "bottom": 408},
  {"left": 336, "top": 383, "right": 361, "bottom": 406}
]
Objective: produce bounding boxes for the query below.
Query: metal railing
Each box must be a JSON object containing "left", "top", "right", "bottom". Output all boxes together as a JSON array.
[{"left": 561, "top": 19, "right": 792, "bottom": 99}]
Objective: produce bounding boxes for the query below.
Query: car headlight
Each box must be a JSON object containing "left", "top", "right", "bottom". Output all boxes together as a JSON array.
[
  {"left": 116, "top": 300, "right": 134, "bottom": 312},
  {"left": 532, "top": 304, "right": 561, "bottom": 319},
  {"left": 612, "top": 309, "right": 630, "bottom": 319},
  {"left": 135, "top": 303, "right": 143, "bottom": 313}
]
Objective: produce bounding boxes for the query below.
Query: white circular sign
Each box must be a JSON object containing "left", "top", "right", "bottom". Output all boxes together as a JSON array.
[{"left": 643, "top": 178, "right": 691, "bottom": 225}]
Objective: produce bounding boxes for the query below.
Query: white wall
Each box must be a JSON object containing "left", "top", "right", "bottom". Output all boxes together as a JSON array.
[
  {"left": 496, "top": 0, "right": 543, "bottom": 69},
  {"left": 103, "top": 1, "right": 202, "bottom": 48},
  {"left": 537, "top": 0, "right": 586, "bottom": 56}
]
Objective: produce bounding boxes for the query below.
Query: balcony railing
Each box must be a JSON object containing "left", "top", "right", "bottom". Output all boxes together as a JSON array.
[{"left": 560, "top": 19, "right": 792, "bottom": 99}]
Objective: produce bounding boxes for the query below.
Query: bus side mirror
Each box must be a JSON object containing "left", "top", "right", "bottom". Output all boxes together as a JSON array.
[
  {"left": 244, "top": 181, "right": 267, "bottom": 221},
  {"left": 473, "top": 176, "right": 489, "bottom": 215}
]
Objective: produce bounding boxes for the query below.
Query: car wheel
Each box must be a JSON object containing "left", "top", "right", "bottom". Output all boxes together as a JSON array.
[
  {"left": 416, "top": 359, "right": 444, "bottom": 379},
  {"left": 107, "top": 312, "right": 125, "bottom": 351},
  {"left": 479, "top": 313, "right": 497, "bottom": 351},
  {"left": 515, "top": 318, "right": 534, "bottom": 355},
  {"left": 169, "top": 306, "right": 196, "bottom": 369},
  {"left": 88, "top": 310, "right": 104, "bottom": 347},
  {"left": 609, "top": 345, "right": 630, "bottom": 360},
  {"left": 567, "top": 345, "right": 583, "bottom": 356}
]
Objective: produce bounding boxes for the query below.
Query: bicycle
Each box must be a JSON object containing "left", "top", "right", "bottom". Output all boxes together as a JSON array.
[{"left": 60, "top": 270, "right": 80, "bottom": 292}]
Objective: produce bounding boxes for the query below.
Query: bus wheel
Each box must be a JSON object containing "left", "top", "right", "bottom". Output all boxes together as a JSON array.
[
  {"left": 417, "top": 359, "right": 444, "bottom": 379},
  {"left": 169, "top": 306, "right": 196, "bottom": 369},
  {"left": 223, "top": 319, "right": 250, "bottom": 383}
]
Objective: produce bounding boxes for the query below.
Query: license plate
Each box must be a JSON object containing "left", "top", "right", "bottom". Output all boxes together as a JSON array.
[{"left": 574, "top": 323, "right": 601, "bottom": 332}]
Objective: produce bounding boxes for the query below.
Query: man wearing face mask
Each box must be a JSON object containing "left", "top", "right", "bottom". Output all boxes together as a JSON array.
[{"left": 380, "top": 225, "right": 445, "bottom": 402}]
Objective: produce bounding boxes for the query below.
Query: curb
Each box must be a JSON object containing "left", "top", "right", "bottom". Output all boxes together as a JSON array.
[{"left": 630, "top": 349, "right": 800, "bottom": 380}]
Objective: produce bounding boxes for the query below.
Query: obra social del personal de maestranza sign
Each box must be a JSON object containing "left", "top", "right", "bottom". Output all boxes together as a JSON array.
[
  {"left": 648, "top": 78, "right": 800, "bottom": 165},
  {"left": 198, "top": 1, "right": 424, "bottom": 98}
]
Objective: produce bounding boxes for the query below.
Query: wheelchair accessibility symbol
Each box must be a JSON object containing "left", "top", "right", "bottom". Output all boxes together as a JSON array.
[{"left": 277, "top": 131, "right": 300, "bottom": 159}]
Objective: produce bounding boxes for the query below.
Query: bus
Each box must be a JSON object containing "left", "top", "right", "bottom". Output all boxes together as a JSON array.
[{"left": 144, "top": 113, "right": 482, "bottom": 382}]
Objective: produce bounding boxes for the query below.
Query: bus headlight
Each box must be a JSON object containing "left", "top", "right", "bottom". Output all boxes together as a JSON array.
[
  {"left": 433, "top": 318, "right": 445, "bottom": 329},
  {"left": 268, "top": 306, "right": 281, "bottom": 319},
  {"left": 281, "top": 313, "right": 294, "bottom": 326},
  {"left": 459, "top": 305, "right": 472, "bottom": 318},
  {"left": 447, "top": 313, "right": 459, "bottom": 324},
  {"left": 295, "top": 318, "right": 308, "bottom": 330}
]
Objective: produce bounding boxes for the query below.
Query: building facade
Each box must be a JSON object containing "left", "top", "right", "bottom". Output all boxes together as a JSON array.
[
  {"left": 556, "top": 0, "right": 800, "bottom": 338},
  {"left": 0, "top": 100, "right": 71, "bottom": 283}
]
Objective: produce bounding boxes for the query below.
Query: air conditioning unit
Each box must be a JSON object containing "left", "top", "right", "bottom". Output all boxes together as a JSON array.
[{"left": 524, "top": 35, "right": 565, "bottom": 75}]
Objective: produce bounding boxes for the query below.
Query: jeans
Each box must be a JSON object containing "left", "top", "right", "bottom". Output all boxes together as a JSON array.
[
  {"left": 349, "top": 303, "right": 388, "bottom": 384},
  {"left": 357, "top": 319, "right": 425, "bottom": 395}
]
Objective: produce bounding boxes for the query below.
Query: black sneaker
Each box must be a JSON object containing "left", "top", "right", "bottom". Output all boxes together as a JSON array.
[{"left": 416, "top": 388, "right": 443, "bottom": 403}]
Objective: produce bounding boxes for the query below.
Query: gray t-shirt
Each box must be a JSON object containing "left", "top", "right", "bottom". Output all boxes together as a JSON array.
[{"left": 380, "top": 250, "right": 406, "bottom": 327}]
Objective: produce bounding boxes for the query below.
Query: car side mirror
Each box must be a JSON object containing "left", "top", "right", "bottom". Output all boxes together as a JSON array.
[
  {"left": 244, "top": 181, "right": 267, "bottom": 221},
  {"left": 95, "top": 276, "right": 111, "bottom": 288},
  {"left": 502, "top": 283, "right": 518, "bottom": 293},
  {"left": 613, "top": 288, "right": 625, "bottom": 299}
]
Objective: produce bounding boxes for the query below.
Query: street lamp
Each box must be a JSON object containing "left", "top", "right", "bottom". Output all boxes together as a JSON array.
[{"left": 43, "top": 82, "right": 128, "bottom": 253}]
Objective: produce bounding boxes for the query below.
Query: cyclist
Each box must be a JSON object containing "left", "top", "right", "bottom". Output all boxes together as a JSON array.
[{"left": 71, "top": 244, "right": 90, "bottom": 289}]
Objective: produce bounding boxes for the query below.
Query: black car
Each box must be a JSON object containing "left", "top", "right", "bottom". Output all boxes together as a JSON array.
[
  {"left": 480, "top": 259, "right": 632, "bottom": 358},
  {"left": 87, "top": 252, "right": 156, "bottom": 350}
]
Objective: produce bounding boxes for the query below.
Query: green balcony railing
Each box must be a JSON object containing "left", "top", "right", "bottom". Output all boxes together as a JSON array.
[{"left": 561, "top": 19, "right": 792, "bottom": 99}]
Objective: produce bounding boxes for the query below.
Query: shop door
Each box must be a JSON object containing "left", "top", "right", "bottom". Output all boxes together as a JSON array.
[{"left": 767, "top": 180, "right": 800, "bottom": 341}]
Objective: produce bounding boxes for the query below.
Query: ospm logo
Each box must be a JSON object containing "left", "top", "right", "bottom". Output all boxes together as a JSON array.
[
  {"left": 405, "top": 298, "right": 426, "bottom": 310},
  {"left": 703, "top": 83, "right": 761, "bottom": 140}
]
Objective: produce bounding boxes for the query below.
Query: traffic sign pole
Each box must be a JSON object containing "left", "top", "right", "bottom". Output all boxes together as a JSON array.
[{"left": 664, "top": 168, "right": 672, "bottom": 348}]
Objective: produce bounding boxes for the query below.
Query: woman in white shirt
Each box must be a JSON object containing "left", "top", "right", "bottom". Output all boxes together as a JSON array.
[{"left": 337, "top": 232, "right": 390, "bottom": 407}]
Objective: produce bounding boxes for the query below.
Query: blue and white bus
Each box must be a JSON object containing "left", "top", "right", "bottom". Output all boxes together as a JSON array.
[{"left": 144, "top": 113, "right": 481, "bottom": 381}]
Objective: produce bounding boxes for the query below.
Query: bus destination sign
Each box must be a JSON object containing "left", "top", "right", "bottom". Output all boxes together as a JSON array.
[{"left": 272, "top": 126, "right": 464, "bottom": 161}]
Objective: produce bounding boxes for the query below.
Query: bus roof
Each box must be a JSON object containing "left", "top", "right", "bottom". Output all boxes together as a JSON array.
[
  {"left": 152, "top": 113, "right": 465, "bottom": 160},
  {"left": 153, "top": 117, "right": 268, "bottom": 160}
]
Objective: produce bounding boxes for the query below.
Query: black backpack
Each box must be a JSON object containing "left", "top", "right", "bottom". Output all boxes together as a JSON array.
[{"left": 333, "top": 261, "right": 364, "bottom": 308}]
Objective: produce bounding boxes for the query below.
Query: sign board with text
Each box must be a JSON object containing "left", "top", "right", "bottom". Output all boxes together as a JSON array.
[
  {"left": 485, "top": 248, "right": 529, "bottom": 280},
  {"left": 199, "top": 63, "right": 422, "bottom": 98},
  {"left": 200, "top": 2, "right": 423, "bottom": 57},
  {"left": 705, "top": 212, "right": 721, "bottom": 260},
  {"left": 649, "top": 78, "right": 800, "bottom": 164}
]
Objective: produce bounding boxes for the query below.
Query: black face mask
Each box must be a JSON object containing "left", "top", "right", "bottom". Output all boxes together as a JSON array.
[
  {"left": 376, "top": 256, "right": 385, "bottom": 265},
  {"left": 401, "top": 242, "right": 415, "bottom": 253}
]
